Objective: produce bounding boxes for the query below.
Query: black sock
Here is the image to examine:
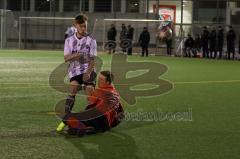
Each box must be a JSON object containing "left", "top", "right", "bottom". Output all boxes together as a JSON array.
[{"left": 65, "top": 95, "right": 75, "bottom": 113}]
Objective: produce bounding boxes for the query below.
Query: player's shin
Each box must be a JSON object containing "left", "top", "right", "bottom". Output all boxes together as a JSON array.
[{"left": 65, "top": 95, "right": 75, "bottom": 113}]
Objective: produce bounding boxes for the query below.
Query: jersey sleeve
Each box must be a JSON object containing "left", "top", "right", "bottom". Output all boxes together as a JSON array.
[
  {"left": 65, "top": 27, "right": 75, "bottom": 36},
  {"left": 64, "top": 38, "right": 71, "bottom": 56},
  {"left": 65, "top": 27, "right": 70, "bottom": 35}
]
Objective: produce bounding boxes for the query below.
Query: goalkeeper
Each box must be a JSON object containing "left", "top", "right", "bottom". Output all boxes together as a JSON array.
[
  {"left": 63, "top": 71, "right": 124, "bottom": 136},
  {"left": 56, "top": 13, "right": 97, "bottom": 132}
]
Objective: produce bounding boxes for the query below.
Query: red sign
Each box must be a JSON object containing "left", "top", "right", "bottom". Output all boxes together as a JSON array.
[{"left": 153, "top": 5, "right": 176, "bottom": 22}]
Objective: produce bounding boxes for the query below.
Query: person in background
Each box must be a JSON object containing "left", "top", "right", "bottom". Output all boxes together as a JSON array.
[
  {"left": 120, "top": 24, "right": 127, "bottom": 53},
  {"left": 127, "top": 25, "right": 134, "bottom": 55},
  {"left": 209, "top": 27, "right": 217, "bottom": 59},
  {"left": 184, "top": 34, "right": 194, "bottom": 57},
  {"left": 138, "top": 27, "right": 150, "bottom": 57},
  {"left": 201, "top": 26, "right": 209, "bottom": 58},
  {"left": 165, "top": 26, "right": 173, "bottom": 56},
  {"left": 226, "top": 26, "right": 236, "bottom": 60},
  {"left": 217, "top": 26, "right": 224, "bottom": 59},
  {"left": 193, "top": 34, "right": 202, "bottom": 57},
  {"left": 238, "top": 34, "right": 240, "bottom": 58},
  {"left": 107, "top": 24, "right": 117, "bottom": 54}
]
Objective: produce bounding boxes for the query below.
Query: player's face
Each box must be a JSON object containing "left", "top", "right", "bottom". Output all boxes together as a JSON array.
[
  {"left": 98, "top": 73, "right": 108, "bottom": 87},
  {"left": 75, "top": 21, "right": 87, "bottom": 36}
]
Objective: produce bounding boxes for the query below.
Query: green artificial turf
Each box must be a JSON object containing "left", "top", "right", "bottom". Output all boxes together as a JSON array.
[{"left": 0, "top": 49, "right": 240, "bottom": 159}]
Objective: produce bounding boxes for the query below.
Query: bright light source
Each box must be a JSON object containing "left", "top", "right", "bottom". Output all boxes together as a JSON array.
[{"left": 134, "top": 3, "right": 139, "bottom": 6}]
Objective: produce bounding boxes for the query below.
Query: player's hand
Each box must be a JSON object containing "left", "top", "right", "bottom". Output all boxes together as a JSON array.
[
  {"left": 83, "top": 72, "right": 90, "bottom": 82},
  {"left": 64, "top": 53, "right": 82, "bottom": 62}
]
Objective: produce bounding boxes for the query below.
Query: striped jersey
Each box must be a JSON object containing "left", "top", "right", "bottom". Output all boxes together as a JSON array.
[
  {"left": 65, "top": 26, "right": 76, "bottom": 38},
  {"left": 64, "top": 33, "right": 97, "bottom": 79}
]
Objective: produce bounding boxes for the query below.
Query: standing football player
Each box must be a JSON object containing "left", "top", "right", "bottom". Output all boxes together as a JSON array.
[{"left": 56, "top": 14, "right": 97, "bottom": 132}]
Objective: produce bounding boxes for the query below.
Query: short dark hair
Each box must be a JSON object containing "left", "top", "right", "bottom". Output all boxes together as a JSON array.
[
  {"left": 75, "top": 14, "right": 88, "bottom": 24},
  {"left": 100, "top": 71, "right": 114, "bottom": 84}
]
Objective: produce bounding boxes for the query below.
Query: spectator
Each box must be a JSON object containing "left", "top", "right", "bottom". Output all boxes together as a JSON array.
[
  {"left": 107, "top": 24, "right": 117, "bottom": 54},
  {"left": 120, "top": 24, "right": 127, "bottom": 53},
  {"left": 217, "top": 26, "right": 224, "bottom": 59},
  {"left": 209, "top": 28, "right": 217, "bottom": 58},
  {"left": 227, "top": 26, "right": 236, "bottom": 60},
  {"left": 184, "top": 34, "right": 194, "bottom": 57},
  {"left": 239, "top": 34, "right": 240, "bottom": 56},
  {"left": 127, "top": 25, "right": 134, "bottom": 55},
  {"left": 201, "top": 26, "right": 209, "bottom": 58},
  {"left": 165, "top": 26, "right": 173, "bottom": 56},
  {"left": 138, "top": 27, "right": 150, "bottom": 57},
  {"left": 193, "top": 34, "right": 202, "bottom": 57}
]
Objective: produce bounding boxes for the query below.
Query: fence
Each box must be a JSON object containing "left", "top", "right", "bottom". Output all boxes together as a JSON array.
[{"left": 2, "top": 15, "right": 240, "bottom": 56}]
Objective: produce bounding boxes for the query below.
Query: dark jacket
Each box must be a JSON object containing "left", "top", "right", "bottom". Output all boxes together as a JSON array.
[
  {"left": 194, "top": 36, "right": 202, "bottom": 49},
  {"left": 184, "top": 37, "right": 194, "bottom": 48},
  {"left": 120, "top": 27, "right": 127, "bottom": 40},
  {"left": 107, "top": 27, "right": 117, "bottom": 41},
  {"left": 209, "top": 30, "right": 217, "bottom": 50},
  {"left": 217, "top": 29, "right": 224, "bottom": 46},
  {"left": 127, "top": 27, "right": 134, "bottom": 40},
  {"left": 201, "top": 29, "right": 209, "bottom": 46},
  {"left": 138, "top": 30, "right": 150, "bottom": 46},
  {"left": 227, "top": 29, "right": 236, "bottom": 46}
]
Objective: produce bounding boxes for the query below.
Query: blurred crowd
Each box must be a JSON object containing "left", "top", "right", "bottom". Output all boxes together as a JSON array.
[
  {"left": 183, "top": 26, "right": 239, "bottom": 60},
  {"left": 106, "top": 24, "right": 240, "bottom": 60}
]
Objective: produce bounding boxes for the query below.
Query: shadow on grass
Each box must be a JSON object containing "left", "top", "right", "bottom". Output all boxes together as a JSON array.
[
  {"left": 65, "top": 131, "right": 138, "bottom": 159},
  {"left": 64, "top": 121, "right": 157, "bottom": 159},
  {"left": 0, "top": 121, "right": 157, "bottom": 159}
]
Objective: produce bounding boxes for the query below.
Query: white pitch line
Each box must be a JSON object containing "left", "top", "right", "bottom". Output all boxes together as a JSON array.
[
  {"left": 0, "top": 94, "right": 49, "bottom": 99},
  {"left": 174, "top": 80, "right": 240, "bottom": 85},
  {"left": 1, "top": 79, "right": 240, "bottom": 86},
  {"left": 1, "top": 80, "right": 240, "bottom": 90}
]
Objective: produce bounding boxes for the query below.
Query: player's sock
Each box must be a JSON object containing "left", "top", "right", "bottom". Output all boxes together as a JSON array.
[
  {"left": 56, "top": 95, "right": 75, "bottom": 132},
  {"left": 65, "top": 95, "right": 75, "bottom": 113}
]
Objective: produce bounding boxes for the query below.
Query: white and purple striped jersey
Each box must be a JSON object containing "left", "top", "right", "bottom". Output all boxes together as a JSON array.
[
  {"left": 65, "top": 26, "right": 77, "bottom": 38},
  {"left": 64, "top": 33, "right": 97, "bottom": 79}
]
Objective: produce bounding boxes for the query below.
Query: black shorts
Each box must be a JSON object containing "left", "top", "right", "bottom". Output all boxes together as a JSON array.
[
  {"left": 82, "top": 115, "right": 110, "bottom": 132},
  {"left": 70, "top": 72, "right": 97, "bottom": 87},
  {"left": 66, "top": 115, "right": 110, "bottom": 136}
]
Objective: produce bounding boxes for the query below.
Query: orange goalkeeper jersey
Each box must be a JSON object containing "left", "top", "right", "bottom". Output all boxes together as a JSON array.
[{"left": 86, "top": 84, "right": 124, "bottom": 127}]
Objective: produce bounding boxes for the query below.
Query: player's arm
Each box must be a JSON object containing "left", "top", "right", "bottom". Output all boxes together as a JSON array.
[
  {"left": 64, "top": 53, "right": 83, "bottom": 62},
  {"left": 83, "top": 39, "right": 97, "bottom": 81},
  {"left": 86, "top": 57, "right": 95, "bottom": 74},
  {"left": 83, "top": 57, "right": 95, "bottom": 82}
]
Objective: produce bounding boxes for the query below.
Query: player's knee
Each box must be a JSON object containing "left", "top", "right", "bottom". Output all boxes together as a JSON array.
[{"left": 69, "top": 83, "right": 79, "bottom": 95}]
